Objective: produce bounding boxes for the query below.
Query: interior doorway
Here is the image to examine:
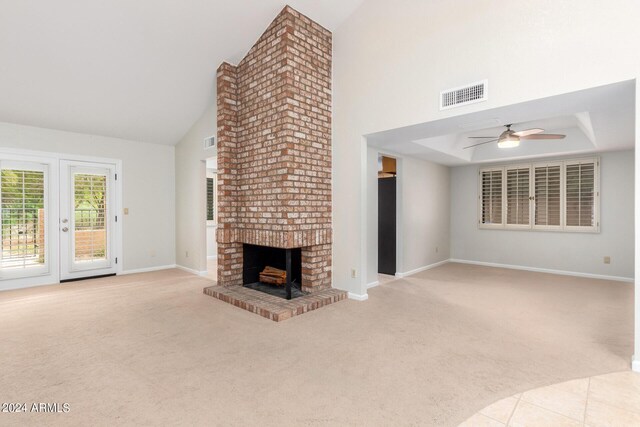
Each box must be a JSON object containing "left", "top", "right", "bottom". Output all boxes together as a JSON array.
[{"left": 378, "top": 155, "right": 397, "bottom": 276}]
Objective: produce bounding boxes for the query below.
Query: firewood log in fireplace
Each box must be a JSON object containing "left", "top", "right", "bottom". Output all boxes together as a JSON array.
[{"left": 259, "top": 266, "right": 286, "bottom": 285}]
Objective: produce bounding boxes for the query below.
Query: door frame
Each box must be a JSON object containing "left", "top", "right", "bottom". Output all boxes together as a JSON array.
[
  {"left": 0, "top": 147, "right": 123, "bottom": 291},
  {"left": 59, "top": 160, "right": 118, "bottom": 281},
  {"left": 367, "top": 147, "right": 404, "bottom": 287}
]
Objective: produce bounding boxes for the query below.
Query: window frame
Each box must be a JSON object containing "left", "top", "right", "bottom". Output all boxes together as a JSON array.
[
  {"left": 504, "top": 163, "right": 533, "bottom": 230},
  {"left": 531, "top": 160, "right": 564, "bottom": 232},
  {"left": 477, "top": 157, "right": 599, "bottom": 233},
  {"left": 477, "top": 166, "right": 505, "bottom": 229},
  {"left": 0, "top": 160, "right": 50, "bottom": 280},
  {"left": 562, "top": 158, "right": 600, "bottom": 233}
]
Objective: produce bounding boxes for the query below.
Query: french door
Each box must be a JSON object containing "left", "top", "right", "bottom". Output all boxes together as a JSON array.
[
  {"left": 59, "top": 161, "right": 117, "bottom": 281},
  {"left": 0, "top": 159, "right": 52, "bottom": 284}
]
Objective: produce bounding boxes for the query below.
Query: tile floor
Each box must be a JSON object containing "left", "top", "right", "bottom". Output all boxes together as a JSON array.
[{"left": 460, "top": 371, "right": 640, "bottom": 426}]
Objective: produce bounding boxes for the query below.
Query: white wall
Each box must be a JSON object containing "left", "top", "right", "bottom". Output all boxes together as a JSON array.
[
  {"left": 400, "top": 156, "right": 450, "bottom": 274},
  {"left": 635, "top": 83, "right": 640, "bottom": 372},
  {"left": 175, "top": 103, "right": 216, "bottom": 272},
  {"left": 0, "top": 121, "right": 176, "bottom": 272},
  {"left": 332, "top": 0, "right": 639, "bottom": 366},
  {"left": 366, "top": 148, "right": 450, "bottom": 286},
  {"left": 333, "top": 0, "right": 640, "bottom": 296},
  {"left": 450, "top": 150, "right": 634, "bottom": 279}
]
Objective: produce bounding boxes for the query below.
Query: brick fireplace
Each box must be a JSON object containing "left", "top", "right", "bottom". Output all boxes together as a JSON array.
[{"left": 204, "top": 6, "right": 345, "bottom": 319}]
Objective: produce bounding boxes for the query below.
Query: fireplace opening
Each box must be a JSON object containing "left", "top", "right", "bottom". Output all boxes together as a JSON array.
[{"left": 242, "top": 244, "right": 304, "bottom": 300}]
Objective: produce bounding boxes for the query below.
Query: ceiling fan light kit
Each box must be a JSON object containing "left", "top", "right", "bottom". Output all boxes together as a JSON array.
[
  {"left": 464, "top": 124, "right": 565, "bottom": 150},
  {"left": 497, "top": 134, "right": 520, "bottom": 148}
]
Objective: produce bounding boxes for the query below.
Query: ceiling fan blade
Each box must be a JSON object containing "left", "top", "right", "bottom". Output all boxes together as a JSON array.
[
  {"left": 520, "top": 134, "right": 566, "bottom": 140},
  {"left": 467, "top": 136, "right": 498, "bottom": 139},
  {"left": 463, "top": 138, "right": 499, "bottom": 149},
  {"left": 513, "top": 128, "right": 544, "bottom": 137}
]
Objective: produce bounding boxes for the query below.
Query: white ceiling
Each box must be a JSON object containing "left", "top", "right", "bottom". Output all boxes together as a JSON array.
[
  {"left": 367, "top": 81, "right": 636, "bottom": 166},
  {"left": 0, "top": 0, "right": 363, "bottom": 145}
]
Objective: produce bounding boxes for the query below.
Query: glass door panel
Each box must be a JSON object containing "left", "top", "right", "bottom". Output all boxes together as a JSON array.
[{"left": 0, "top": 162, "right": 49, "bottom": 280}]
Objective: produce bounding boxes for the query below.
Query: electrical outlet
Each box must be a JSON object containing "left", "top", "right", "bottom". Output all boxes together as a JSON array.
[
  {"left": 604, "top": 256, "right": 611, "bottom": 264},
  {"left": 435, "top": 246, "right": 439, "bottom": 253},
  {"left": 351, "top": 268, "right": 357, "bottom": 278},
  {"left": 150, "top": 250, "right": 156, "bottom": 257},
  {"left": 123, "top": 208, "right": 129, "bottom": 215},
  {"left": 185, "top": 251, "right": 189, "bottom": 258}
]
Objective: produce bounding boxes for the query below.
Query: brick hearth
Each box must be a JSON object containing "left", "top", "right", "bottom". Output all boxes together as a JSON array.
[
  {"left": 205, "top": 6, "right": 340, "bottom": 318},
  {"left": 203, "top": 285, "right": 346, "bottom": 322}
]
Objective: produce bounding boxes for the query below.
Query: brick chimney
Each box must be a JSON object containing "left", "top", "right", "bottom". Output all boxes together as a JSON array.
[{"left": 216, "top": 6, "right": 332, "bottom": 293}]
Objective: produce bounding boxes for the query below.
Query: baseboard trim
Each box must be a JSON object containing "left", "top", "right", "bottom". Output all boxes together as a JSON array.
[
  {"left": 348, "top": 292, "right": 369, "bottom": 301},
  {"left": 449, "top": 259, "right": 634, "bottom": 283},
  {"left": 366, "top": 281, "right": 379, "bottom": 289},
  {"left": 633, "top": 356, "right": 640, "bottom": 373},
  {"left": 120, "top": 264, "right": 177, "bottom": 275},
  {"left": 395, "top": 259, "right": 450, "bottom": 278},
  {"left": 176, "top": 265, "right": 209, "bottom": 276}
]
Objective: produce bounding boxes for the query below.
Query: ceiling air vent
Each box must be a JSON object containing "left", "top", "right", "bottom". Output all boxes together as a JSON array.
[
  {"left": 440, "top": 79, "right": 488, "bottom": 110},
  {"left": 203, "top": 135, "right": 215, "bottom": 150}
]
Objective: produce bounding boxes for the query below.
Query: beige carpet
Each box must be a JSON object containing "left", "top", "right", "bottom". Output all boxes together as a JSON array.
[{"left": 0, "top": 263, "right": 633, "bottom": 426}]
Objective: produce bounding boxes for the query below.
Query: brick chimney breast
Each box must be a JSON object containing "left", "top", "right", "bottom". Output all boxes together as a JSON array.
[{"left": 216, "top": 6, "right": 332, "bottom": 293}]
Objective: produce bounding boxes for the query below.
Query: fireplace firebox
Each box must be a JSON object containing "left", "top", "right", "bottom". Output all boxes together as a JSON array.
[{"left": 242, "top": 244, "right": 303, "bottom": 300}]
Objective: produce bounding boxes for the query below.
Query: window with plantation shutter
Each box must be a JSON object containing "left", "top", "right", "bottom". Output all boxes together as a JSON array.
[
  {"left": 206, "top": 174, "right": 217, "bottom": 223},
  {"left": 207, "top": 178, "right": 214, "bottom": 221},
  {"left": 533, "top": 163, "right": 561, "bottom": 228},
  {"left": 506, "top": 167, "right": 530, "bottom": 226},
  {"left": 478, "top": 157, "right": 598, "bottom": 232},
  {"left": 565, "top": 160, "right": 597, "bottom": 230},
  {"left": 0, "top": 165, "right": 47, "bottom": 274},
  {"left": 480, "top": 169, "right": 502, "bottom": 226}
]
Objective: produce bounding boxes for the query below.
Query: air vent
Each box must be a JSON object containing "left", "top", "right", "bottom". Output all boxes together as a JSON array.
[
  {"left": 440, "top": 79, "right": 488, "bottom": 110},
  {"left": 203, "top": 135, "right": 215, "bottom": 150}
]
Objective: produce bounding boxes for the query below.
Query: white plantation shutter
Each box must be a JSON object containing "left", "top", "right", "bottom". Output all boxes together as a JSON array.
[
  {"left": 478, "top": 157, "right": 599, "bottom": 232},
  {"left": 565, "top": 159, "right": 597, "bottom": 230},
  {"left": 0, "top": 163, "right": 48, "bottom": 276},
  {"left": 480, "top": 169, "right": 503, "bottom": 225},
  {"left": 533, "top": 164, "right": 561, "bottom": 228},
  {"left": 506, "top": 167, "right": 530, "bottom": 226}
]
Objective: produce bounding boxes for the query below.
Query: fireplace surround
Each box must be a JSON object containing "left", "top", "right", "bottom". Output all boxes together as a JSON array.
[
  {"left": 204, "top": 6, "right": 346, "bottom": 319},
  {"left": 215, "top": 6, "right": 333, "bottom": 293}
]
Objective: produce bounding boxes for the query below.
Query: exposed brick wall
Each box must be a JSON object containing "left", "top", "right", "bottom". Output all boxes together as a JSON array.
[{"left": 217, "top": 6, "right": 332, "bottom": 293}]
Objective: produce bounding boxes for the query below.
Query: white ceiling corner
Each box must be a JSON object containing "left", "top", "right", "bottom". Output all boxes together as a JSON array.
[{"left": 0, "top": 0, "right": 364, "bottom": 145}]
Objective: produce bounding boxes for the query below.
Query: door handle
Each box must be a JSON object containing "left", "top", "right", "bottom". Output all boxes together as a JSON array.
[{"left": 62, "top": 227, "right": 69, "bottom": 232}]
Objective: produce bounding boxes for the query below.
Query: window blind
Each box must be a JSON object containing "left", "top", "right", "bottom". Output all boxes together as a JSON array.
[
  {"left": 1, "top": 168, "right": 46, "bottom": 270},
  {"left": 478, "top": 157, "right": 598, "bottom": 232},
  {"left": 534, "top": 165, "right": 561, "bottom": 227},
  {"left": 480, "top": 170, "right": 502, "bottom": 225},
  {"left": 207, "top": 177, "right": 214, "bottom": 221},
  {"left": 506, "top": 167, "right": 530, "bottom": 225},
  {"left": 565, "top": 161, "right": 595, "bottom": 228}
]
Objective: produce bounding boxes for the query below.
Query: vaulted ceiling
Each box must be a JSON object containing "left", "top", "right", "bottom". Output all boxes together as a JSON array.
[{"left": 0, "top": 0, "right": 363, "bottom": 145}]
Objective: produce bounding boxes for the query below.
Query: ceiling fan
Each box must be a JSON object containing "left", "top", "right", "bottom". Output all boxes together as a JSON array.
[{"left": 463, "top": 124, "right": 566, "bottom": 149}]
